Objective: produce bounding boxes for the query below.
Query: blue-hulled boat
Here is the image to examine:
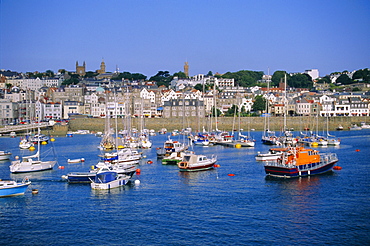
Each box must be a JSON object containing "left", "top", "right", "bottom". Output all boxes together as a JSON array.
[
  {"left": 0, "top": 178, "right": 31, "bottom": 197},
  {"left": 264, "top": 146, "right": 338, "bottom": 178}
]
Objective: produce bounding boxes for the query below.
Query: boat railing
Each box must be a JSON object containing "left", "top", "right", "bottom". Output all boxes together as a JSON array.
[{"left": 265, "top": 152, "right": 338, "bottom": 170}]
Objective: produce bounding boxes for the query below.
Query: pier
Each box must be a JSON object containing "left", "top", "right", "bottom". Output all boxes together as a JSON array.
[{"left": 0, "top": 122, "right": 52, "bottom": 135}]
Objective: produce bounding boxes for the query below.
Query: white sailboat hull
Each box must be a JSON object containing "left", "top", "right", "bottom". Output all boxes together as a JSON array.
[{"left": 10, "top": 160, "right": 57, "bottom": 173}]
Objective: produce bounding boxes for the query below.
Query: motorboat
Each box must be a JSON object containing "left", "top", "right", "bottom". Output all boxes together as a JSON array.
[
  {"left": 62, "top": 161, "right": 137, "bottom": 183},
  {"left": 19, "top": 138, "right": 34, "bottom": 149},
  {"left": 264, "top": 146, "right": 339, "bottom": 178},
  {"left": 157, "top": 137, "right": 188, "bottom": 159},
  {"left": 162, "top": 151, "right": 189, "bottom": 165},
  {"left": 0, "top": 177, "right": 31, "bottom": 197},
  {"left": 349, "top": 124, "right": 362, "bottom": 130},
  {"left": 255, "top": 148, "right": 287, "bottom": 161},
  {"left": 178, "top": 152, "right": 217, "bottom": 172},
  {"left": 67, "top": 158, "right": 85, "bottom": 163},
  {"left": 90, "top": 171, "right": 130, "bottom": 190},
  {"left": 29, "top": 133, "right": 49, "bottom": 143},
  {"left": 0, "top": 150, "right": 12, "bottom": 160}
]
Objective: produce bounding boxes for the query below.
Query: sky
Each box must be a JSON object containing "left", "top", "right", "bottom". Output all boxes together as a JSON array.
[{"left": 1, "top": 0, "right": 369, "bottom": 78}]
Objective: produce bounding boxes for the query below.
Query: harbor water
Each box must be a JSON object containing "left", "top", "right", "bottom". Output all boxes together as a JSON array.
[{"left": 0, "top": 130, "right": 369, "bottom": 245}]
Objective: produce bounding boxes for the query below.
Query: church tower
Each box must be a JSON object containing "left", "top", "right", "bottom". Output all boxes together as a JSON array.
[
  {"left": 76, "top": 61, "right": 86, "bottom": 76},
  {"left": 184, "top": 61, "right": 189, "bottom": 77},
  {"left": 98, "top": 59, "right": 106, "bottom": 74}
]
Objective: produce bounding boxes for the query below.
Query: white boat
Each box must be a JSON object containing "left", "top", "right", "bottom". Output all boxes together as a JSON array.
[
  {"left": 19, "top": 138, "right": 34, "bottom": 149},
  {"left": 29, "top": 133, "right": 49, "bottom": 143},
  {"left": 158, "top": 128, "right": 167, "bottom": 134},
  {"left": 10, "top": 128, "right": 57, "bottom": 173},
  {"left": 255, "top": 148, "right": 287, "bottom": 161},
  {"left": 178, "top": 152, "right": 217, "bottom": 172},
  {"left": 100, "top": 148, "right": 142, "bottom": 164},
  {"left": 0, "top": 151, "right": 12, "bottom": 160},
  {"left": 349, "top": 124, "right": 362, "bottom": 130},
  {"left": 0, "top": 177, "right": 31, "bottom": 197},
  {"left": 67, "top": 158, "right": 85, "bottom": 163},
  {"left": 157, "top": 137, "right": 188, "bottom": 158},
  {"left": 360, "top": 122, "right": 370, "bottom": 129},
  {"left": 90, "top": 171, "right": 130, "bottom": 190}
]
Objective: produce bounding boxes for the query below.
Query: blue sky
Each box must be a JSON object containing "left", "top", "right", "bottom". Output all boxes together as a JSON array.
[{"left": 1, "top": 0, "right": 369, "bottom": 78}]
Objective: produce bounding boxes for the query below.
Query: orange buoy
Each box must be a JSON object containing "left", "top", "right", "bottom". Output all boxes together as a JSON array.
[
  {"left": 58, "top": 166, "right": 65, "bottom": 169},
  {"left": 355, "top": 149, "right": 360, "bottom": 152},
  {"left": 333, "top": 166, "right": 342, "bottom": 170},
  {"left": 136, "top": 168, "right": 141, "bottom": 174},
  {"left": 147, "top": 160, "right": 153, "bottom": 164},
  {"left": 228, "top": 173, "right": 235, "bottom": 176},
  {"left": 213, "top": 164, "right": 220, "bottom": 168}
]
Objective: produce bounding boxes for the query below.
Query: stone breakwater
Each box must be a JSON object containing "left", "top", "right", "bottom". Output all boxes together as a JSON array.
[{"left": 46, "top": 116, "right": 368, "bottom": 135}]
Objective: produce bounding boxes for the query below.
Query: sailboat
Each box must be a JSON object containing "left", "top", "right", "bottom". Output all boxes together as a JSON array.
[
  {"left": 262, "top": 75, "right": 281, "bottom": 145},
  {"left": 10, "top": 127, "right": 57, "bottom": 173},
  {"left": 278, "top": 74, "right": 297, "bottom": 146},
  {"left": 99, "top": 93, "right": 116, "bottom": 150}
]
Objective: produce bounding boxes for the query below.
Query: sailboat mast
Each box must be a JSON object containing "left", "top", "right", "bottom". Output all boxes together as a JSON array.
[{"left": 283, "top": 74, "right": 287, "bottom": 131}]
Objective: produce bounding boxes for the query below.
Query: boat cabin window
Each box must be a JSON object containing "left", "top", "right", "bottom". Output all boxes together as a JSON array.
[{"left": 183, "top": 156, "right": 191, "bottom": 162}]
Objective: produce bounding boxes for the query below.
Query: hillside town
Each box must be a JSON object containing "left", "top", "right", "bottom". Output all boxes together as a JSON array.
[{"left": 0, "top": 61, "right": 369, "bottom": 125}]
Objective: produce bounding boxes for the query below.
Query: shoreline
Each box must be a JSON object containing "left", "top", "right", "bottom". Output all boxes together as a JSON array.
[{"left": 49, "top": 116, "right": 368, "bottom": 136}]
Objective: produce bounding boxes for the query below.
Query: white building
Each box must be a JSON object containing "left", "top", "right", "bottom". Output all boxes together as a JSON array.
[{"left": 305, "top": 69, "right": 319, "bottom": 80}]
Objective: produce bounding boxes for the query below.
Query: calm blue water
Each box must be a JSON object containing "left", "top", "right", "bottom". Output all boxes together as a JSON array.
[{"left": 0, "top": 130, "right": 369, "bottom": 245}]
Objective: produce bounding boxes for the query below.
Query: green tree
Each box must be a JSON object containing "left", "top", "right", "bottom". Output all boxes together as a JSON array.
[
  {"left": 62, "top": 73, "right": 79, "bottom": 85},
  {"left": 45, "top": 70, "right": 54, "bottom": 77},
  {"left": 210, "top": 106, "right": 222, "bottom": 117},
  {"left": 271, "top": 71, "right": 288, "bottom": 87},
  {"left": 173, "top": 71, "right": 187, "bottom": 79},
  {"left": 221, "top": 70, "right": 263, "bottom": 87},
  {"left": 84, "top": 71, "right": 98, "bottom": 78},
  {"left": 207, "top": 71, "right": 213, "bottom": 76},
  {"left": 224, "top": 105, "right": 239, "bottom": 117},
  {"left": 317, "top": 75, "right": 331, "bottom": 84},
  {"left": 336, "top": 74, "right": 352, "bottom": 85},
  {"left": 352, "top": 68, "right": 370, "bottom": 83},
  {"left": 149, "top": 71, "right": 172, "bottom": 87},
  {"left": 252, "top": 95, "right": 266, "bottom": 112},
  {"left": 288, "top": 73, "right": 313, "bottom": 88},
  {"left": 194, "top": 84, "right": 203, "bottom": 91}
]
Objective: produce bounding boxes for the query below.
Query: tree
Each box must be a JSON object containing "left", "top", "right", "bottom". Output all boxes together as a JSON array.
[
  {"left": 288, "top": 73, "right": 313, "bottom": 88},
  {"left": 271, "top": 71, "right": 288, "bottom": 87},
  {"left": 336, "top": 74, "right": 352, "bottom": 85},
  {"left": 210, "top": 106, "right": 222, "bottom": 117},
  {"left": 317, "top": 75, "right": 331, "bottom": 84},
  {"left": 194, "top": 84, "right": 203, "bottom": 92},
  {"left": 62, "top": 73, "right": 79, "bottom": 85},
  {"left": 207, "top": 71, "right": 213, "bottom": 76},
  {"left": 224, "top": 105, "right": 239, "bottom": 117},
  {"left": 173, "top": 71, "right": 187, "bottom": 79},
  {"left": 84, "top": 71, "right": 98, "bottom": 78},
  {"left": 221, "top": 70, "right": 263, "bottom": 87},
  {"left": 45, "top": 70, "right": 54, "bottom": 77},
  {"left": 252, "top": 95, "right": 266, "bottom": 112},
  {"left": 149, "top": 71, "right": 172, "bottom": 87},
  {"left": 352, "top": 68, "right": 370, "bottom": 83}
]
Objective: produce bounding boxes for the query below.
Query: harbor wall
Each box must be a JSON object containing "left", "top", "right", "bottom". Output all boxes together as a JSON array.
[{"left": 62, "top": 116, "right": 369, "bottom": 134}]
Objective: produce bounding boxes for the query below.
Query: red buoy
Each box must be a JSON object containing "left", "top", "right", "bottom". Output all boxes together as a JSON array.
[
  {"left": 213, "top": 164, "right": 220, "bottom": 168},
  {"left": 58, "top": 166, "right": 65, "bottom": 169},
  {"left": 147, "top": 160, "right": 153, "bottom": 164},
  {"left": 136, "top": 168, "right": 141, "bottom": 174},
  {"left": 355, "top": 149, "right": 360, "bottom": 152},
  {"left": 333, "top": 166, "right": 342, "bottom": 170},
  {"left": 228, "top": 173, "right": 235, "bottom": 176}
]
